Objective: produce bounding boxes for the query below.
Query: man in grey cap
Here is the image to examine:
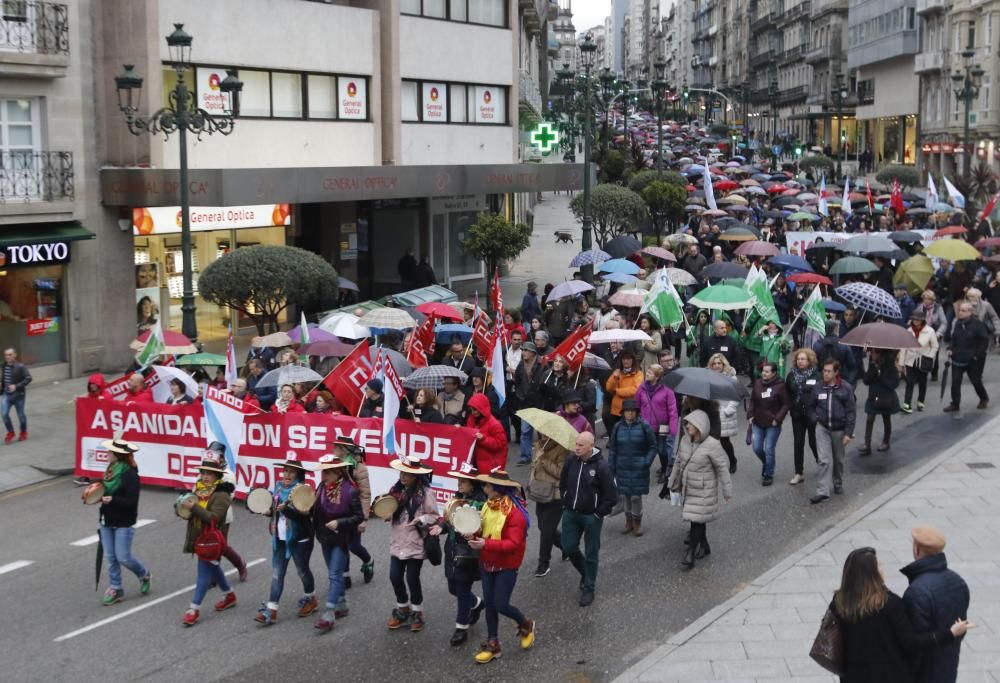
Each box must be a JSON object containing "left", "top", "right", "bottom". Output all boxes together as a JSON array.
[{"left": 513, "top": 342, "right": 543, "bottom": 464}]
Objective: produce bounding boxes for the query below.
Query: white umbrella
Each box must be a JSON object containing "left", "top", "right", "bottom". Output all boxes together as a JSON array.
[
  {"left": 150, "top": 365, "right": 201, "bottom": 402},
  {"left": 318, "top": 312, "right": 370, "bottom": 339},
  {"left": 255, "top": 365, "right": 325, "bottom": 388},
  {"left": 589, "top": 329, "right": 651, "bottom": 344},
  {"left": 358, "top": 307, "right": 417, "bottom": 330},
  {"left": 337, "top": 276, "right": 359, "bottom": 292},
  {"left": 547, "top": 280, "right": 595, "bottom": 301}
]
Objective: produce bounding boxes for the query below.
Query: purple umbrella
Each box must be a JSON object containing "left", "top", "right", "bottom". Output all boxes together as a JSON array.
[
  {"left": 288, "top": 324, "right": 336, "bottom": 343},
  {"left": 298, "top": 339, "right": 356, "bottom": 357}
]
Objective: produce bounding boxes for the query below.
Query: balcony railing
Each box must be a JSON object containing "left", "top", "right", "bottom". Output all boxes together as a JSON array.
[
  {"left": 0, "top": 1, "right": 68, "bottom": 54},
  {"left": 0, "top": 151, "right": 73, "bottom": 203},
  {"left": 779, "top": 45, "right": 806, "bottom": 63},
  {"left": 750, "top": 12, "right": 773, "bottom": 32},
  {"left": 805, "top": 43, "right": 843, "bottom": 63},
  {"left": 915, "top": 0, "right": 948, "bottom": 15},
  {"left": 778, "top": 1, "right": 811, "bottom": 23},
  {"left": 749, "top": 49, "right": 776, "bottom": 67},
  {"left": 778, "top": 85, "right": 808, "bottom": 102},
  {"left": 914, "top": 50, "right": 946, "bottom": 74},
  {"left": 810, "top": 0, "right": 848, "bottom": 16}
]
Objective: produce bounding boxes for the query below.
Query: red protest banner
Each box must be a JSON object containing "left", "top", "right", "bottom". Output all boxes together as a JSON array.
[
  {"left": 545, "top": 322, "right": 592, "bottom": 371},
  {"left": 406, "top": 314, "right": 435, "bottom": 369}
]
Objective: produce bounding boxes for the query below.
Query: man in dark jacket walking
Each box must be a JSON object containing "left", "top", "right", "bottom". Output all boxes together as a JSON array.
[
  {"left": 944, "top": 302, "right": 990, "bottom": 412},
  {"left": 1, "top": 347, "right": 31, "bottom": 442},
  {"left": 901, "top": 526, "right": 970, "bottom": 683},
  {"left": 521, "top": 282, "right": 541, "bottom": 322},
  {"left": 812, "top": 321, "right": 858, "bottom": 386},
  {"left": 809, "top": 359, "right": 855, "bottom": 504},
  {"left": 513, "top": 343, "right": 544, "bottom": 464},
  {"left": 560, "top": 431, "right": 618, "bottom": 607}
]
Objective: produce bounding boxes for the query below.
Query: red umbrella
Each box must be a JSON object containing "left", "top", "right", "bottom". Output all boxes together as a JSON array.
[
  {"left": 933, "top": 225, "right": 968, "bottom": 238},
  {"left": 686, "top": 184, "right": 696, "bottom": 192},
  {"left": 787, "top": 272, "right": 833, "bottom": 286},
  {"left": 714, "top": 180, "right": 739, "bottom": 191},
  {"left": 415, "top": 302, "right": 465, "bottom": 321},
  {"left": 129, "top": 329, "right": 198, "bottom": 355},
  {"left": 767, "top": 184, "right": 787, "bottom": 194},
  {"left": 976, "top": 237, "right": 1000, "bottom": 249},
  {"left": 781, "top": 188, "right": 801, "bottom": 196},
  {"left": 641, "top": 246, "right": 677, "bottom": 262},
  {"left": 734, "top": 241, "right": 780, "bottom": 257}
]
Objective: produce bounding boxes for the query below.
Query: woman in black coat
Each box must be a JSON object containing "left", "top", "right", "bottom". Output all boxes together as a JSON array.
[
  {"left": 832, "top": 547, "right": 972, "bottom": 683},
  {"left": 860, "top": 349, "right": 900, "bottom": 455}
]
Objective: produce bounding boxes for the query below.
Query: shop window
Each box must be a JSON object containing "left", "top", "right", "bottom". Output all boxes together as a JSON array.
[
  {"left": 402, "top": 81, "right": 419, "bottom": 121},
  {"left": 239, "top": 69, "right": 271, "bottom": 117},
  {"left": 271, "top": 72, "right": 303, "bottom": 118},
  {"left": 450, "top": 84, "right": 467, "bottom": 122},
  {"left": 308, "top": 74, "right": 338, "bottom": 119},
  {"left": 403, "top": 79, "right": 507, "bottom": 124}
]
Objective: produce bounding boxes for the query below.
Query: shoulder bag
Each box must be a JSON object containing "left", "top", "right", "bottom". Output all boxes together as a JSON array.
[{"left": 809, "top": 607, "right": 844, "bottom": 676}]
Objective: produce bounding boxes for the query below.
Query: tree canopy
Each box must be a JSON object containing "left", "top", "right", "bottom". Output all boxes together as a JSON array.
[
  {"left": 628, "top": 169, "right": 687, "bottom": 194},
  {"left": 198, "top": 245, "right": 339, "bottom": 335},
  {"left": 569, "top": 184, "right": 647, "bottom": 247},
  {"left": 461, "top": 213, "right": 532, "bottom": 291},
  {"left": 875, "top": 164, "right": 920, "bottom": 190},
  {"left": 798, "top": 155, "right": 834, "bottom": 175},
  {"left": 641, "top": 180, "right": 688, "bottom": 238}
]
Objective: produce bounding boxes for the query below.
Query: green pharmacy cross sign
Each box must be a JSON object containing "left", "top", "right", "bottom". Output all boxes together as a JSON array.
[{"left": 531, "top": 123, "right": 559, "bottom": 152}]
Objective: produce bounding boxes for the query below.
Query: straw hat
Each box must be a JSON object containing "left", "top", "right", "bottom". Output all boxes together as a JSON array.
[
  {"left": 390, "top": 456, "right": 433, "bottom": 475},
  {"left": 101, "top": 431, "right": 139, "bottom": 455},
  {"left": 330, "top": 436, "right": 362, "bottom": 453},
  {"left": 281, "top": 449, "right": 308, "bottom": 471},
  {"left": 315, "top": 454, "right": 350, "bottom": 472},
  {"left": 475, "top": 469, "right": 522, "bottom": 489},
  {"left": 446, "top": 460, "right": 480, "bottom": 481},
  {"left": 196, "top": 459, "right": 227, "bottom": 474}
]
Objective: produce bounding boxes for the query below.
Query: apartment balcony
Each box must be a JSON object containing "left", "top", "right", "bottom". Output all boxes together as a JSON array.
[
  {"left": 805, "top": 43, "right": 843, "bottom": 64},
  {"left": 547, "top": 0, "right": 558, "bottom": 20},
  {"left": 778, "top": 1, "right": 811, "bottom": 24},
  {"left": 810, "top": 0, "right": 848, "bottom": 18},
  {"left": 778, "top": 45, "right": 806, "bottom": 64},
  {"left": 915, "top": 0, "right": 948, "bottom": 15},
  {"left": 750, "top": 12, "right": 773, "bottom": 33},
  {"left": 0, "top": 150, "right": 74, "bottom": 218},
  {"left": 914, "top": 50, "right": 946, "bottom": 74},
  {"left": 749, "top": 49, "right": 776, "bottom": 68},
  {"left": 777, "top": 85, "right": 808, "bottom": 103},
  {"left": 0, "top": 1, "right": 69, "bottom": 78},
  {"left": 519, "top": 69, "right": 543, "bottom": 117}
]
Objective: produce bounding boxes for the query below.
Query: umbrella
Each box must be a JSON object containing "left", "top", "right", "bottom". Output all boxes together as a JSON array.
[
  {"left": 702, "top": 261, "right": 750, "bottom": 280},
  {"left": 976, "top": 237, "right": 1000, "bottom": 249},
  {"left": 769, "top": 254, "right": 814, "bottom": 272},
  {"left": 718, "top": 227, "right": 758, "bottom": 242},
  {"left": 823, "top": 298, "right": 846, "bottom": 313},
  {"left": 358, "top": 307, "right": 417, "bottom": 330},
  {"left": 95, "top": 532, "right": 103, "bottom": 590},
  {"left": 402, "top": 365, "right": 469, "bottom": 390},
  {"left": 734, "top": 241, "right": 780, "bottom": 257},
  {"left": 368, "top": 347, "right": 413, "bottom": 376},
  {"left": 641, "top": 246, "right": 677, "bottom": 262},
  {"left": 605, "top": 235, "right": 643, "bottom": 258},
  {"left": 840, "top": 322, "right": 920, "bottom": 350},
  {"left": 933, "top": 225, "right": 968, "bottom": 238},
  {"left": 288, "top": 325, "right": 337, "bottom": 344},
  {"left": 515, "top": 408, "right": 580, "bottom": 450},
  {"left": 787, "top": 272, "right": 833, "bottom": 286},
  {"left": 416, "top": 302, "right": 465, "bottom": 321},
  {"left": 906, "top": 208, "right": 931, "bottom": 216},
  {"left": 806, "top": 242, "right": 840, "bottom": 256},
  {"left": 582, "top": 352, "right": 611, "bottom": 371},
  {"left": 256, "top": 365, "right": 325, "bottom": 389},
  {"left": 829, "top": 256, "right": 879, "bottom": 275},
  {"left": 599, "top": 258, "right": 641, "bottom": 275},
  {"left": 589, "top": 329, "right": 651, "bottom": 344},
  {"left": 252, "top": 331, "right": 294, "bottom": 348},
  {"left": 609, "top": 287, "right": 648, "bottom": 308},
  {"left": 685, "top": 204, "right": 706, "bottom": 212},
  {"left": 318, "top": 312, "right": 370, "bottom": 339},
  {"left": 893, "top": 255, "right": 935, "bottom": 295},
  {"left": 841, "top": 234, "right": 896, "bottom": 254},
  {"left": 661, "top": 367, "right": 746, "bottom": 401},
  {"left": 548, "top": 280, "right": 594, "bottom": 301},
  {"left": 662, "top": 267, "right": 698, "bottom": 286},
  {"left": 601, "top": 272, "right": 639, "bottom": 285},
  {"left": 298, "top": 339, "right": 356, "bottom": 357},
  {"left": 663, "top": 233, "right": 699, "bottom": 246},
  {"left": 569, "top": 248, "right": 612, "bottom": 267},
  {"left": 688, "top": 283, "right": 753, "bottom": 310},
  {"left": 787, "top": 211, "right": 817, "bottom": 222},
  {"left": 703, "top": 209, "right": 729, "bottom": 217},
  {"left": 435, "top": 323, "right": 474, "bottom": 343},
  {"left": 889, "top": 231, "right": 924, "bottom": 243},
  {"left": 151, "top": 364, "right": 201, "bottom": 401},
  {"left": 174, "top": 352, "right": 227, "bottom": 367},
  {"left": 835, "top": 282, "right": 902, "bottom": 319},
  {"left": 941, "top": 361, "right": 951, "bottom": 402},
  {"left": 923, "top": 239, "right": 981, "bottom": 261},
  {"left": 337, "top": 276, "right": 360, "bottom": 292},
  {"left": 129, "top": 329, "right": 198, "bottom": 355}
]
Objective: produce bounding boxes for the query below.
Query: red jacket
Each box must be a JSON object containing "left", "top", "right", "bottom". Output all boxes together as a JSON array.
[
  {"left": 125, "top": 387, "right": 154, "bottom": 404},
  {"left": 465, "top": 393, "right": 507, "bottom": 474},
  {"left": 479, "top": 501, "right": 528, "bottom": 570},
  {"left": 271, "top": 400, "right": 305, "bottom": 414},
  {"left": 87, "top": 373, "right": 113, "bottom": 400}
]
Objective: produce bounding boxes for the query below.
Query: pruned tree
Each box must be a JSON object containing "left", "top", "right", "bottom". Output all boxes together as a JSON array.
[
  {"left": 641, "top": 180, "right": 688, "bottom": 240},
  {"left": 798, "top": 155, "right": 834, "bottom": 176},
  {"left": 875, "top": 164, "right": 920, "bottom": 191},
  {"left": 199, "top": 245, "right": 339, "bottom": 335},
  {"left": 569, "top": 184, "right": 647, "bottom": 247},
  {"left": 461, "top": 212, "right": 532, "bottom": 293},
  {"left": 628, "top": 169, "right": 688, "bottom": 194}
]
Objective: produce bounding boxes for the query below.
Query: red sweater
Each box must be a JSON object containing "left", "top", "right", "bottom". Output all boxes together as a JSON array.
[{"left": 479, "top": 501, "right": 528, "bottom": 571}]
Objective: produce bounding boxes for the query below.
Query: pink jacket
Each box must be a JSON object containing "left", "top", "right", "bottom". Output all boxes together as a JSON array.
[{"left": 388, "top": 487, "right": 439, "bottom": 560}]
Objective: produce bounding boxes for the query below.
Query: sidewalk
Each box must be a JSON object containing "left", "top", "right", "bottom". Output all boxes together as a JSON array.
[{"left": 614, "top": 414, "right": 1000, "bottom": 683}]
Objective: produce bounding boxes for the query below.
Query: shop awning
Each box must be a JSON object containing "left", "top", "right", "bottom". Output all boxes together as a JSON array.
[{"left": 0, "top": 221, "right": 95, "bottom": 246}]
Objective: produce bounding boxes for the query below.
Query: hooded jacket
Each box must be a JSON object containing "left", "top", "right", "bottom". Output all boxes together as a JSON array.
[
  {"left": 559, "top": 447, "right": 618, "bottom": 517},
  {"left": 901, "top": 553, "right": 970, "bottom": 683},
  {"left": 668, "top": 410, "right": 732, "bottom": 524},
  {"left": 87, "top": 373, "right": 113, "bottom": 400},
  {"left": 465, "top": 393, "right": 507, "bottom": 474},
  {"left": 183, "top": 481, "right": 234, "bottom": 553},
  {"left": 556, "top": 408, "right": 594, "bottom": 435},
  {"left": 636, "top": 380, "right": 679, "bottom": 435}
]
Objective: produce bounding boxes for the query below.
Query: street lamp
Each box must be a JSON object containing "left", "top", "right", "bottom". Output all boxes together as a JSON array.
[
  {"left": 952, "top": 48, "right": 984, "bottom": 182},
  {"left": 652, "top": 60, "right": 667, "bottom": 174},
  {"left": 769, "top": 79, "right": 779, "bottom": 159},
  {"left": 115, "top": 24, "right": 242, "bottom": 343},
  {"left": 599, "top": 67, "right": 616, "bottom": 153},
  {"left": 831, "top": 73, "right": 849, "bottom": 180},
  {"left": 579, "top": 33, "right": 597, "bottom": 284}
]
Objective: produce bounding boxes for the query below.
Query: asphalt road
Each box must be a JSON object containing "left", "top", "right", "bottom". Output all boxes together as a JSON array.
[{"left": 3, "top": 360, "right": 999, "bottom": 683}]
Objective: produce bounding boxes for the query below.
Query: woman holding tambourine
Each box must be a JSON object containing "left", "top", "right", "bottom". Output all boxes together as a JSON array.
[
  {"left": 253, "top": 454, "right": 316, "bottom": 626},
  {"left": 467, "top": 470, "right": 536, "bottom": 665},
  {"left": 439, "top": 465, "right": 488, "bottom": 647}
]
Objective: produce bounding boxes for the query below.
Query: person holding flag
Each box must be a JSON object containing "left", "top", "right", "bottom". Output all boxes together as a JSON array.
[
  {"left": 842, "top": 177, "right": 852, "bottom": 221},
  {"left": 224, "top": 326, "right": 238, "bottom": 387},
  {"left": 465, "top": 391, "right": 508, "bottom": 475}
]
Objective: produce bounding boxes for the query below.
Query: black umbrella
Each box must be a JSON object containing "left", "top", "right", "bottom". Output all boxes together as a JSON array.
[
  {"left": 95, "top": 532, "right": 103, "bottom": 591},
  {"left": 605, "top": 235, "right": 643, "bottom": 258},
  {"left": 662, "top": 367, "right": 746, "bottom": 401},
  {"left": 702, "top": 261, "right": 750, "bottom": 280},
  {"left": 941, "top": 361, "right": 950, "bottom": 402},
  {"left": 889, "top": 231, "right": 923, "bottom": 243},
  {"left": 763, "top": 210, "right": 789, "bottom": 219}
]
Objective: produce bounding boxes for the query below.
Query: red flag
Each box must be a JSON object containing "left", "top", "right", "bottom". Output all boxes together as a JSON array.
[
  {"left": 979, "top": 191, "right": 1000, "bottom": 222},
  {"left": 406, "top": 314, "right": 435, "bottom": 369},
  {"left": 544, "top": 322, "right": 593, "bottom": 372},
  {"left": 890, "top": 178, "right": 906, "bottom": 218},
  {"left": 490, "top": 268, "right": 504, "bottom": 315},
  {"left": 471, "top": 310, "right": 494, "bottom": 361},
  {"left": 865, "top": 179, "right": 874, "bottom": 212},
  {"left": 310, "top": 340, "right": 372, "bottom": 415}
]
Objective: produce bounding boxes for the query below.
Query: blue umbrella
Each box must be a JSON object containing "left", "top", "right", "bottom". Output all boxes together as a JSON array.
[
  {"left": 569, "top": 248, "right": 611, "bottom": 267},
  {"left": 599, "top": 258, "right": 640, "bottom": 275},
  {"left": 600, "top": 272, "right": 638, "bottom": 285},
  {"left": 435, "top": 324, "right": 473, "bottom": 343},
  {"left": 822, "top": 298, "right": 846, "bottom": 313},
  {"left": 769, "top": 254, "right": 814, "bottom": 272},
  {"left": 684, "top": 164, "right": 706, "bottom": 174}
]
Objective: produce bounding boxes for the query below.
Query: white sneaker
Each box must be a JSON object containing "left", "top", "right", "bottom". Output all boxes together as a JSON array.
[{"left": 789, "top": 474, "right": 804, "bottom": 485}]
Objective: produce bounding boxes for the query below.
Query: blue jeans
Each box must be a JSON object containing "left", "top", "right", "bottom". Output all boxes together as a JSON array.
[
  {"left": 320, "top": 541, "right": 349, "bottom": 610},
  {"left": 481, "top": 569, "right": 525, "bottom": 639},
  {"left": 2, "top": 392, "right": 25, "bottom": 433},
  {"left": 519, "top": 424, "right": 534, "bottom": 461},
  {"left": 193, "top": 558, "right": 231, "bottom": 607},
  {"left": 99, "top": 525, "right": 147, "bottom": 590},
  {"left": 344, "top": 533, "right": 371, "bottom": 573},
  {"left": 447, "top": 576, "right": 479, "bottom": 626},
  {"left": 751, "top": 424, "right": 782, "bottom": 479},
  {"left": 269, "top": 537, "right": 315, "bottom": 604}
]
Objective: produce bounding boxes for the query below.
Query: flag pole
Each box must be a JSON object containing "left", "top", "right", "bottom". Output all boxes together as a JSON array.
[{"left": 573, "top": 364, "right": 582, "bottom": 389}]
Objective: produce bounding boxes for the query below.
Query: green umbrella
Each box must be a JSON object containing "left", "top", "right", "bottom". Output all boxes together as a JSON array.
[
  {"left": 788, "top": 211, "right": 817, "bottom": 221},
  {"left": 175, "top": 352, "right": 227, "bottom": 367},
  {"left": 688, "top": 283, "right": 753, "bottom": 311},
  {"left": 893, "top": 254, "right": 935, "bottom": 295},
  {"left": 829, "top": 256, "right": 879, "bottom": 275}
]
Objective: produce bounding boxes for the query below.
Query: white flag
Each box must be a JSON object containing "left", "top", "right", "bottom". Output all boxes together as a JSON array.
[
  {"left": 943, "top": 175, "right": 965, "bottom": 209},
  {"left": 818, "top": 174, "right": 829, "bottom": 217},
  {"left": 926, "top": 174, "right": 939, "bottom": 208},
  {"left": 842, "top": 177, "right": 852, "bottom": 218},
  {"left": 702, "top": 165, "right": 718, "bottom": 211}
]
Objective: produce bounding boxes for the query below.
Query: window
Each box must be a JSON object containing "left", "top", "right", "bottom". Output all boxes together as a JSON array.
[
  {"left": 239, "top": 70, "right": 271, "bottom": 117},
  {"left": 0, "top": 98, "right": 38, "bottom": 153},
  {"left": 308, "top": 75, "right": 338, "bottom": 119},
  {"left": 401, "top": 79, "right": 508, "bottom": 124},
  {"left": 271, "top": 72, "right": 303, "bottom": 118},
  {"left": 450, "top": 84, "right": 467, "bottom": 122},
  {"left": 402, "top": 81, "right": 419, "bottom": 121},
  {"left": 401, "top": 0, "right": 507, "bottom": 27}
]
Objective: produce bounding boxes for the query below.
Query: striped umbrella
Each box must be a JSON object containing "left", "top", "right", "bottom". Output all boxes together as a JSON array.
[{"left": 569, "top": 248, "right": 612, "bottom": 267}]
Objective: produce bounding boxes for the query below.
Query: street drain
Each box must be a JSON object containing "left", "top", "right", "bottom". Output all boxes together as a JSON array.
[{"left": 967, "top": 462, "right": 996, "bottom": 469}]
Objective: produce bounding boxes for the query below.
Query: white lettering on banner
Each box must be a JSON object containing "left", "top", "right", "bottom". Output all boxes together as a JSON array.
[
  {"left": 89, "top": 409, "right": 205, "bottom": 439},
  {"left": 5, "top": 242, "right": 69, "bottom": 265}
]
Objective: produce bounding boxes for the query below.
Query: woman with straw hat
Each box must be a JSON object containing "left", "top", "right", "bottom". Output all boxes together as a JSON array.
[
  {"left": 311, "top": 454, "right": 363, "bottom": 633},
  {"left": 253, "top": 453, "right": 316, "bottom": 627},
  {"left": 97, "top": 433, "right": 151, "bottom": 606},
  {"left": 384, "top": 455, "right": 440, "bottom": 633},
  {"left": 467, "top": 469, "right": 536, "bottom": 664},
  {"left": 331, "top": 436, "right": 375, "bottom": 587},
  {"left": 441, "top": 465, "right": 487, "bottom": 646},
  {"left": 178, "top": 458, "right": 237, "bottom": 626}
]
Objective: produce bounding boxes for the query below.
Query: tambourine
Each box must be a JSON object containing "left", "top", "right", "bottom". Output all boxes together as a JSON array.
[
  {"left": 81, "top": 482, "right": 105, "bottom": 505},
  {"left": 452, "top": 505, "right": 481, "bottom": 536},
  {"left": 288, "top": 483, "right": 316, "bottom": 513},
  {"left": 371, "top": 494, "right": 399, "bottom": 521},
  {"left": 174, "top": 493, "right": 197, "bottom": 520},
  {"left": 444, "top": 497, "right": 467, "bottom": 523},
  {"left": 245, "top": 487, "right": 272, "bottom": 515}
]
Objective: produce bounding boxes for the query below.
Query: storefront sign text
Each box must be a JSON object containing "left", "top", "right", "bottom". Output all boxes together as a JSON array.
[
  {"left": 338, "top": 77, "right": 367, "bottom": 120},
  {"left": 0, "top": 241, "right": 70, "bottom": 267},
  {"left": 133, "top": 204, "right": 290, "bottom": 235},
  {"left": 26, "top": 317, "right": 59, "bottom": 336}
]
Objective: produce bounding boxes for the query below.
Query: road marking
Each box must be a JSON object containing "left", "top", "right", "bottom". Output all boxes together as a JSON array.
[
  {"left": 70, "top": 519, "right": 156, "bottom": 547},
  {"left": 0, "top": 477, "right": 62, "bottom": 501},
  {"left": 53, "top": 557, "right": 266, "bottom": 643},
  {"left": 0, "top": 560, "right": 33, "bottom": 575}
]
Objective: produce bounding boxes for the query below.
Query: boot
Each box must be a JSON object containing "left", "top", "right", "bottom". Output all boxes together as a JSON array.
[
  {"left": 857, "top": 444, "right": 872, "bottom": 456},
  {"left": 621, "top": 514, "right": 634, "bottom": 535},
  {"left": 387, "top": 606, "right": 411, "bottom": 629},
  {"left": 681, "top": 546, "right": 695, "bottom": 569},
  {"left": 695, "top": 538, "right": 711, "bottom": 559},
  {"left": 631, "top": 515, "right": 643, "bottom": 537}
]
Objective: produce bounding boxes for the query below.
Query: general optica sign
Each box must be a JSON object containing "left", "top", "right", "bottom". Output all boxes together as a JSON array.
[
  {"left": 422, "top": 82, "right": 447, "bottom": 122},
  {"left": 338, "top": 77, "right": 367, "bottom": 120},
  {"left": 131, "top": 204, "right": 291, "bottom": 235},
  {"left": 196, "top": 67, "right": 230, "bottom": 116}
]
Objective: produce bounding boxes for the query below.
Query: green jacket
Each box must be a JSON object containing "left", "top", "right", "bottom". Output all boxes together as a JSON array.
[{"left": 183, "top": 487, "right": 232, "bottom": 554}]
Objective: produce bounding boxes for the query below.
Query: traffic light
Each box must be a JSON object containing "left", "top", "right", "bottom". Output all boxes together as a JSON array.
[
  {"left": 795, "top": 147, "right": 802, "bottom": 157},
  {"left": 682, "top": 85, "right": 689, "bottom": 101}
]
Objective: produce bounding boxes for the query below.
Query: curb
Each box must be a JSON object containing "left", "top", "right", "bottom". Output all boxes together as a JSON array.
[
  {"left": 613, "top": 412, "right": 1000, "bottom": 683},
  {"left": 33, "top": 466, "right": 73, "bottom": 477}
]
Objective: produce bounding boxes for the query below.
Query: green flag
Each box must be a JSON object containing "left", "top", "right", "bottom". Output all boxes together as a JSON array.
[
  {"left": 802, "top": 287, "right": 827, "bottom": 337},
  {"left": 135, "top": 320, "right": 165, "bottom": 368},
  {"left": 747, "top": 270, "right": 779, "bottom": 324},
  {"left": 299, "top": 311, "right": 311, "bottom": 345},
  {"left": 641, "top": 269, "right": 686, "bottom": 331}
]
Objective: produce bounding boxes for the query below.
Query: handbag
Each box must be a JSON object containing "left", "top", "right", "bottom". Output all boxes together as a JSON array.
[
  {"left": 919, "top": 355, "right": 934, "bottom": 373},
  {"left": 525, "top": 477, "right": 555, "bottom": 503},
  {"left": 809, "top": 607, "right": 844, "bottom": 676},
  {"left": 193, "top": 519, "right": 227, "bottom": 562},
  {"left": 418, "top": 523, "right": 442, "bottom": 566}
]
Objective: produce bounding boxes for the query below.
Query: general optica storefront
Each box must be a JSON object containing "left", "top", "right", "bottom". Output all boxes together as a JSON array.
[
  {"left": 0, "top": 222, "right": 94, "bottom": 368},
  {"left": 130, "top": 204, "right": 291, "bottom": 342}
]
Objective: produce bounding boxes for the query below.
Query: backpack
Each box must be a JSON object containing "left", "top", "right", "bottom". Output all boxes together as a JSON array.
[{"left": 193, "top": 518, "right": 227, "bottom": 562}]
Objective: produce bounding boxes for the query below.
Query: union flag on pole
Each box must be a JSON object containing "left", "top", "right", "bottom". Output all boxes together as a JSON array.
[
  {"left": 545, "top": 321, "right": 593, "bottom": 372},
  {"left": 890, "top": 178, "right": 906, "bottom": 218},
  {"left": 979, "top": 191, "right": 1000, "bottom": 223},
  {"left": 471, "top": 310, "right": 494, "bottom": 361},
  {"left": 406, "top": 314, "right": 435, "bottom": 369},
  {"left": 490, "top": 268, "right": 504, "bottom": 315},
  {"left": 309, "top": 340, "right": 372, "bottom": 415}
]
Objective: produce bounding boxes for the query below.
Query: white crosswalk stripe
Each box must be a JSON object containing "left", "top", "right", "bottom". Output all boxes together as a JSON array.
[
  {"left": 0, "top": 560, "right": 33, "bottom": 575},
  {"left": 70, "top": 519, "right": 156, "bottom": 547}
]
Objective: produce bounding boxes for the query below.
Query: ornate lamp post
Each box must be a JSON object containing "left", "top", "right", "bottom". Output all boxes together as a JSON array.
[
  {"left": 652, "top": 60, "right": 667, "bottom": 174},
  {"left": 579, "top": 33, "right": 597, "bottom": 284},
  {"left": 952, "top": 48, "right": 984, "bottom": 182},
  {"left": 114, "top": 24, "right": 242, "bottom": 342},
  {"left": 769, "top": 79, "right": 779, "bottom": 159},
  {"left": 830, "top": 73, "right": 848, "bottom": 180},
  {"left": 599, "top": 67, "right": 616, "bottom": 153}
]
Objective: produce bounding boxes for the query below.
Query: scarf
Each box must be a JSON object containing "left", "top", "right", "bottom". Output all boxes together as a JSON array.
[
  {"left": 272, "top": 479, "right": 303, "bottom": 554},
  {"left": 910, "top": 322, "right": 924, "bottom": 337},
  {"left": 789, "top": 366, "right": 813, "bottom": 395},
  {"left": 481, "top": 495, "right": 513, "bottom": 540},
  {"left": 103, "top": 461, "right": 127, "bottom": 496},
  {"left": 390, "top": 477, "right": 429, "bottom": 523},
  {"left": 274, "top": 397, "right": 291, "bottom": 413},
  {"left": 316, "top": 478, "right": 353, "bottom": 521},
  {"left": 194, "top": 478, "right": 220, "bottom": 508}
]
